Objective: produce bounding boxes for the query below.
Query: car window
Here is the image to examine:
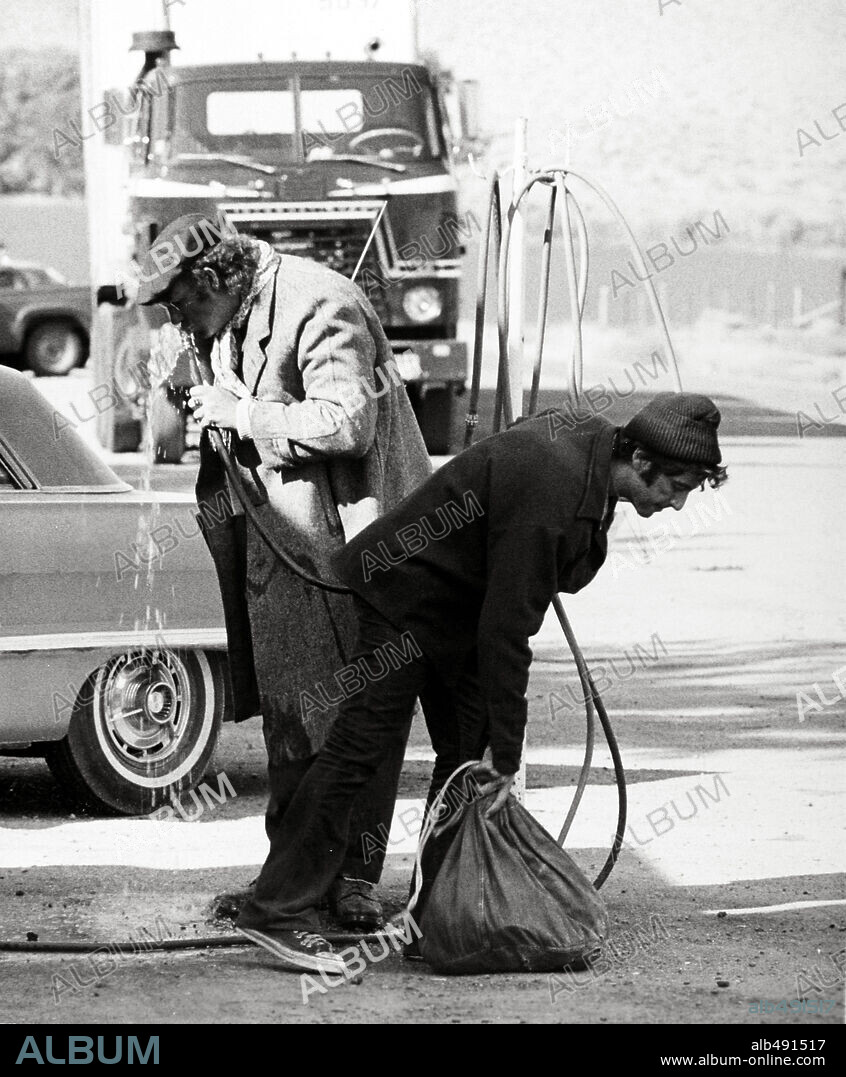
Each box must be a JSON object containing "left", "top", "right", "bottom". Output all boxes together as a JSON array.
[
  {"left": 0, "top": 269, "right": 24, "bottom": 290},
  {"left": 0, "top": 457, "right": 16, "bottom": 487},
  {"left": 22, "top": 269, "right": 51, "bottom": 288}
]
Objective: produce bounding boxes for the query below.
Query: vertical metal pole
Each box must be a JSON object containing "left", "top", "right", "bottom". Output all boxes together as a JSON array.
[{"left": 507, "top": 117, "right": 528, "bottom": 427}]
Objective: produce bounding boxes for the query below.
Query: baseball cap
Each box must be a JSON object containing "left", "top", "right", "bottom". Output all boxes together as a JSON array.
[{"left": 136, "top": 213, "right": 236, "bottom": 305}]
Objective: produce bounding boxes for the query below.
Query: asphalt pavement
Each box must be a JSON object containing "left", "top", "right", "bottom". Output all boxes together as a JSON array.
[{"left": 0, "top": 430, "right": 843, "bottom": 1024}]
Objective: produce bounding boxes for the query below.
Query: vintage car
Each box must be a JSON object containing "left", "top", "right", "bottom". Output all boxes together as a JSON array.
[
  {"left": 0, "top": 367, "right": 234, "bottom": 815},
  {"left": 0, "top": 256, "right": 92, "bottom": 376}
]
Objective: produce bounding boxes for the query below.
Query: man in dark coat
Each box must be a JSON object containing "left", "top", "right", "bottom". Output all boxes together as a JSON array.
[
  {"left": 137, "top": 213, "right": 432, "bottom": 937},
  {"left": 230, "top": 392, "right": 726, "bottom": 974}
]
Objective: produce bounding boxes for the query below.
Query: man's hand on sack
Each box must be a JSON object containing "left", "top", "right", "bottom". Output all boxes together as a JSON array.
[
  {"left": 469, "top": 761, "right": 517, "bottom": 818},
  {"left": 189, "top": 384, "right": 239, "bottom": 430}
]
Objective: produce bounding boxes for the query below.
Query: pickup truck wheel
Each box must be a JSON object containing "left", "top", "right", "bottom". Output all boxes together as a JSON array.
[
  {"left": 26, "top": 320, "right": 86, "bottom": 376},
  {"left": 44, "top": 648, "right": 224, "bottom": 816},
  {"left": 150, "top": 386, "right": 187, "bottom": 463}
]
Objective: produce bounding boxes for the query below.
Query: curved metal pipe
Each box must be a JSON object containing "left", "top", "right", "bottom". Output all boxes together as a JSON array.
[
  {"left": 549, "top": 166, "right": 683, "bottom": 391},
  {"left": 555, "top": 174, "right": 584, "bottom": 401},
  {"left": 476, "top": 166, "right": 651, "bottom": 888},
  {"left": 467, "top": 173, "right": 502, "bottom": 448},
  {"left": 528, "top": 182, "right": 556, "bottom": 416}
]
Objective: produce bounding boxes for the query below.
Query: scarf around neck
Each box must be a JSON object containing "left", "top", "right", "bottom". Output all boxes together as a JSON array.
[{"left": 211, "top": 238, "right": 280, "bottom": 398}]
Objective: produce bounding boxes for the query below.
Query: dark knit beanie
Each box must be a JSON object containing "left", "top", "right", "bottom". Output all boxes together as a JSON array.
[{"left": 623, "top": 392, "right": 722, "bottom": 466}]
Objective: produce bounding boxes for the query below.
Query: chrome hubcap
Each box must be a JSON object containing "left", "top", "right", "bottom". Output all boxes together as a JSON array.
[
  {"left": 35, "top": 328, "right": 77, "bottom": 370},
  {"left": 99, "top": 651, "right": 192, "bottom": 767}
]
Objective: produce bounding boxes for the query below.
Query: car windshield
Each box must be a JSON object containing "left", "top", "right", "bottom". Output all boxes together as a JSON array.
[
  {"left": 0, "top": 369, "right": 130, "bottom": 493},
  {"left": 172, "top": 74, "right": 442, "bottom": 165}
]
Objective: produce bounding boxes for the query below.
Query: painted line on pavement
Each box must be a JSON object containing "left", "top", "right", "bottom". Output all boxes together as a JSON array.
[{"left": 703, "top": 899, "right": 846, "bottom": 915}]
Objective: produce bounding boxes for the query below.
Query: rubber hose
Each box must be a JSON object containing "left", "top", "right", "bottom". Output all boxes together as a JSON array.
[
  {"left": 523, "top": 178, "right": 598, "bottom": 853},
  {"left": 555, "top": 174, "right": 584, "bottom": 401},
  {"left": 189, "top": 354, "right": 352, "bottom": 595},
  {"left": 528, "top": 182, "right": 556, "bottom": 416},
  {"left": 466, "top": 173, "right": 502, "bottom": 448},
  {"left": 551, "top": 167, "right": 683, "bottom": 392},
  {"left": 6, "top": 170, "right": 670, "bottom": 957},
  {"left": 0, "top": 930, "right": 387, "bottom": 954},
  {"left": 466, "top": 168, "right": 631, "bottom": 889},
  {"left": 528, "top": 183, "right": 589, "bottom": 414},
  {"left": 553, "top": 596, "right": 597, "bottom": 847}
]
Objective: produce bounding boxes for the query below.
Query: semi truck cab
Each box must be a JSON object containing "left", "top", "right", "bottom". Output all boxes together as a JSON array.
[{"left": 94, "top": 32, "right": 477, "bottom": 457}]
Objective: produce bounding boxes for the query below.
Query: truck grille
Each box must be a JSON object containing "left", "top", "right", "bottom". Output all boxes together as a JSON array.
[{"left": 219, "top": 200, "right": 391, "bottom": 320}]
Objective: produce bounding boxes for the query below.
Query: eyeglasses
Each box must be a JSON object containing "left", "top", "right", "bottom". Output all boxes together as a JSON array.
[{"left": 158, "top": 293, "right": 197, "bottom": 323}]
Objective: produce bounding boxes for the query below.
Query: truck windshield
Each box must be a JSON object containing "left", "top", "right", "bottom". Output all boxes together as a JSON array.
[{"left": 172, "top": 74, "right": 442, "bottom": 165}]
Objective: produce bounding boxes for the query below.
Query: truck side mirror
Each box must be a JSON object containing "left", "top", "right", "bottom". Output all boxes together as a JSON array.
[
  {"left": 457, "top": 80, "right": 480, "bottom": 143},
  {"left": 444, "top": 79, "right": 486, "bottom": 162}
]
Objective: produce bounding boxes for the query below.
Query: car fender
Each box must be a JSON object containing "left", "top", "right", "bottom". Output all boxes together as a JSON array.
[
  {"left": 0, "top": 641, "right": 229, "bottom": 746},
  {"left": 16, "top": 303, "right": 91, "bottom": 347}
]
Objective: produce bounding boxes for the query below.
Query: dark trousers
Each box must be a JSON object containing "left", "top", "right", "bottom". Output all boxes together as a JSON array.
[
  {"left": 264, "top": 738, "right": 407, "bottom": 884},
  {"left": 206, "top": 510, "right": 406, "bottom": 885},
  {"left": 237, "top": 598, "right": 487, "bottom": 932}
]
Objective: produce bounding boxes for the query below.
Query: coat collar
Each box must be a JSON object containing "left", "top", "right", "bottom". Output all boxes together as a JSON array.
[
  {"left": 241, "top": 268, "right": 278, "bottom": 394},
  {"left": 575, "top": 420, "right": 618, "bottom": 523}
]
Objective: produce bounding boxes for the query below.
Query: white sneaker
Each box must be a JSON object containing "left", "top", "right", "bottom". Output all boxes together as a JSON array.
[{"left": 237, "top": 927, "right": 348, "bottom": 974}]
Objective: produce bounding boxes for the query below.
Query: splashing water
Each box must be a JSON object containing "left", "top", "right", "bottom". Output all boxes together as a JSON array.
[
  {"left": 123, "top": 324, "right": 198, "bottom": 787},
  {"left": 131, "top": 322, "right": 195, "bottom": 633}
]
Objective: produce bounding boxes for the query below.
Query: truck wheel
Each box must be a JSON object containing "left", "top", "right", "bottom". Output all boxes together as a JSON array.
[
  {"left": 150, "top": 386, "right": 186, "bottom": 463},
  {"left": 91, "top": 304, "right": 147, "bottom": 453},
  {"left": 413, "top": 385, "right": 457, "bottom": 455},
  {"left": 113, "top": 419, "right": 144, "bottom": 453},
  {"left": 26, "top": 320, "right": 86, "bottom": 376},
  {"left": 44, "top": 649, "right": 224, "bottom": 816}
]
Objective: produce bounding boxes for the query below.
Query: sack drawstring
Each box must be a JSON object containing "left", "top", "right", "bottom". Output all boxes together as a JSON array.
[{"left": 406, "top": 760, "right": 482, "bottom": 916}]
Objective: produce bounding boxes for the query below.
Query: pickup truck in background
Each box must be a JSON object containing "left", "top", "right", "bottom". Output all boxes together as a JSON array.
[{"left": 0, "top": 257, "right": 92, "bottom": 376}]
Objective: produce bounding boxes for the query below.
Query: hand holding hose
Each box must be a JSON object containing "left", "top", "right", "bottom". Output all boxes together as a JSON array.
[{"left": 188, "top": 384, "right": 239, "bottom": 430}]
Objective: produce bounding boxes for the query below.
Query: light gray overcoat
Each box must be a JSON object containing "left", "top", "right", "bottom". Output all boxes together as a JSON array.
[{"left": 197, "top": 254, "right": 432, "bottom": 762}]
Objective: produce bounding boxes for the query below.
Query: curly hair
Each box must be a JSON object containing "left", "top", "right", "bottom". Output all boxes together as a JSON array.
[
  {"left": 614, "top": 433, "right": 728, "bottom": 489},
  {"left": 187, "top": 236, "right": 262, "bottom": 298}
]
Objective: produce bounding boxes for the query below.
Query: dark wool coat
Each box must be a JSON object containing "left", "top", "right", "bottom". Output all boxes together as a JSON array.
[
  {"left": 334, "top": 413, "right": 618, "bottom": 775},
  {"left": 197, "top": 255, "right": 431, "bottom": 762}
]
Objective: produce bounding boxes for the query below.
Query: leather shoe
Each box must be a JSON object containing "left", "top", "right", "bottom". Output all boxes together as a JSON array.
[
  {"left": 328, "top": 876, "right": 383, "bottom": 931},
  {"left": 208, "top": 879, "right": 256, "bottom": 922}
]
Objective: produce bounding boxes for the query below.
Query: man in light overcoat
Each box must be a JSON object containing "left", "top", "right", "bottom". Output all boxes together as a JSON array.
[{"left": 138, "top": 213, "right": 431, "bottom": 932}]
